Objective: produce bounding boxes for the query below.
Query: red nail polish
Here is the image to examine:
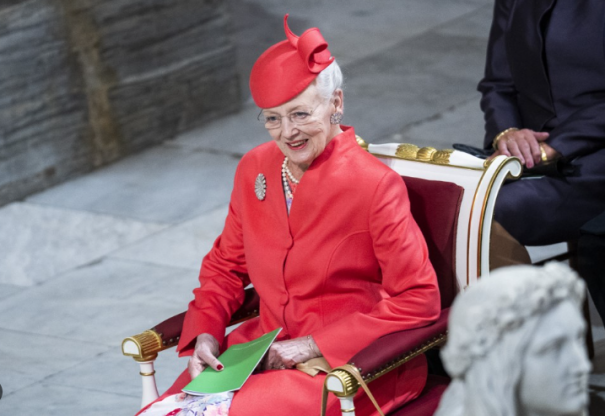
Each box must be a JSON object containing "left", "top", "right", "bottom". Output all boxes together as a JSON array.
[{"left": 217, "top": 364, "right": 224, "bottom": 370}]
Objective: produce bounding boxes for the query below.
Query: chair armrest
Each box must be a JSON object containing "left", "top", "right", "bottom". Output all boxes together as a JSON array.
[
  {"left": 322, "top": 309, "right": 450, "bottom": 414},
  {"left": 349, "top": 308, "right": 450, "bottom": 382},
  {"left": 122, "top": 287, "right": 260, "bottom": 361}
]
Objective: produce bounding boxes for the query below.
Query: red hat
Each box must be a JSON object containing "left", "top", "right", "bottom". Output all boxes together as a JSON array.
[{"left": 249, "top": 14, "right": 335, "bottom": 108}]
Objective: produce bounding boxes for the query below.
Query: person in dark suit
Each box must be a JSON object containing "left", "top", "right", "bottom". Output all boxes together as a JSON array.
[{"left": 479, "top": 0, "right": 605, "bottom": 246}]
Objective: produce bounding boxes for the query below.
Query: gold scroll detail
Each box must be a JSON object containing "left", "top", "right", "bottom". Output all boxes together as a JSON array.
[
  {"left": 395, "top": 143, "right": 419, "bottom": 159},
  {"left": 326, "top": 369, "right": 359, "bottom": 397},
  {"left": 122, "top": 329, "right": 163, "bottom": 362},
  {"left": 395, "top": 144, "right": 454, "bottom": 165},
  {"left": 356, "top": 135, "right": 368, "bottom": 151}
]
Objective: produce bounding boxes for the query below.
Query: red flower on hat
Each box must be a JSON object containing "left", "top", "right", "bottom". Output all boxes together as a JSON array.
[
  {"left": 283, "top": 14, "right": 334, "bottom": 74},
  {"left": 249, "top": 14, "right": 335, "bottom": 108}
]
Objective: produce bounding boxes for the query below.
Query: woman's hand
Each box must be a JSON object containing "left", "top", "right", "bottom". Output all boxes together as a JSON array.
[
  {"left": 489, "top": 128, "right": 559, "bottom": 167},
  {"left": 188, "top": 333, "right": 223, "bottom": 379},
  {"left": 262, "top": 335, "right": 322, "bottom": 370}
]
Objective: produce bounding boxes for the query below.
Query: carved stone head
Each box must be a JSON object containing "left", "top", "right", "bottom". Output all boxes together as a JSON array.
[{"left": 435, "top": 262, "right": 591, "bottom": 416}]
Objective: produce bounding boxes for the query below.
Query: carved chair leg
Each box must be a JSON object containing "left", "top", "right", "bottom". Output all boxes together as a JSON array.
[
  {"left": 138, "top": 360, "right": 160, "bottom": 408},
  {"left": 335, "top": 396, "right": 356, "bottom": 415}
]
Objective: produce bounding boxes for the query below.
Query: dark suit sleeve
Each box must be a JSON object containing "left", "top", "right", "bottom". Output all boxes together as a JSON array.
[
  {"left": 477, "top": 0, "right": 522, "bottom": 149},
  {"left": 547, "top": 99, "right": 605, "bottom": 159}
]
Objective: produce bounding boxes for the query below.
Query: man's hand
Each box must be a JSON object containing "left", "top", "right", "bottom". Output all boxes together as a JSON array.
[
  {"left": 188, "top": 333, "right": 223, "bottom": 379},
  {"left": 489, "top": 129, "right": 558, "bottom": 167}
]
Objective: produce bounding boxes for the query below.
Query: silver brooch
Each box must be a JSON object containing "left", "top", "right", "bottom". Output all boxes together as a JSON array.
[{"left": 255, "top": 173, "right": 266, "bottom": 201}]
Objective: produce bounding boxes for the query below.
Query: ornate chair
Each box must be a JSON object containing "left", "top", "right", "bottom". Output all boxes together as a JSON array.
[{"left": 122, "top": 139, "right": 522, "bottom": 415}]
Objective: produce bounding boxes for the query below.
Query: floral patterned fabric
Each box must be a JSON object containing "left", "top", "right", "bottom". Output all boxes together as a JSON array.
[{"left": 140, "top": 392, "right": 233, "bottom": 416}]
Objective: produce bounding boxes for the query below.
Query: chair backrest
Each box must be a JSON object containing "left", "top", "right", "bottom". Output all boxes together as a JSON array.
[
  {"left": 361, "top": 138, "right": 522, "bottom": 292},
  {"left": 403, "top": 176, "right": 463, "bottom": 309}
]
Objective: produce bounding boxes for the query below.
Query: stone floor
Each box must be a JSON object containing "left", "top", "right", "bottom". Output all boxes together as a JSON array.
[{"left": 1, "top": 0, "right": 604, "bottom": 414}]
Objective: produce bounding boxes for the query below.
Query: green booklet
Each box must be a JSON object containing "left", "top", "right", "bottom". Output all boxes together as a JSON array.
[{"left": 183, "top": 328, "right": 282, "bottom": 395}]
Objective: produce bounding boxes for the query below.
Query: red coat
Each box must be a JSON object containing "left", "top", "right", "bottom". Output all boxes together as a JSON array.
[{"left": 158, "top": 126, "right": 440, "bottom": 415}]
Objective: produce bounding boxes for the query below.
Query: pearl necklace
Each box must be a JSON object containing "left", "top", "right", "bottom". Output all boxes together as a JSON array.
[
  {"left": 281, "top": 158, "right": 293, "bottom": 200},
  {"left": 282, "top": 157, "right": 300, "bottom": 184},
  {"left": 281, "top": 158, "right": 298, "bottom": 213}
]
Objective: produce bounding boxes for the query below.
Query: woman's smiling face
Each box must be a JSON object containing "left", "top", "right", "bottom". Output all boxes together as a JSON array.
[{"left": 262, "top": 83, "right": 343, "bottom": 174}]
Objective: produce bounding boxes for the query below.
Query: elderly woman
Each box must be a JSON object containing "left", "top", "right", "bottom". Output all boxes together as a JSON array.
[
  {"left": 137, "top": 15, "right": 440, "bottom": 416},
  {"left": 434, "top": 262, "right": 591, "bottom": 416}
]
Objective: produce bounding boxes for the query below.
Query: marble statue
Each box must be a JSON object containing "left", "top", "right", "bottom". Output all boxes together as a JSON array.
[{"left": 434, "top": 262, "right": 591, "bottom": 416}]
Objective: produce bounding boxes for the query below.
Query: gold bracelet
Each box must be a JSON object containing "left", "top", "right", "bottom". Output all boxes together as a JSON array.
[{"left": 492, "top": 127, "right": 519, "bottom": 150}]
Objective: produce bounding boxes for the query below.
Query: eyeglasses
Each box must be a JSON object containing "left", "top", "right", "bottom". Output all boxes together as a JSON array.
[{"left": 257, "top": 102, "right": 324, "bottom": 130}]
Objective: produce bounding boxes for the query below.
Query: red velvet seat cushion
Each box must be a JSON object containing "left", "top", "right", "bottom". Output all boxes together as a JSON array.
[{"left": 402, "top": 176, "right": 463, "bottom": 309}]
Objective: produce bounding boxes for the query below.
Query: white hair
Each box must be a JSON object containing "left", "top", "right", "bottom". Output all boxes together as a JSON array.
[{"left": 315, "top": 60, "right": 343, "bottom": 100}]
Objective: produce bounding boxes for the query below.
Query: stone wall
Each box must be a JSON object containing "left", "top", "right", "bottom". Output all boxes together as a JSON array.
[{"left": 0, "top": 0, "right": 240, "bottom": 205}]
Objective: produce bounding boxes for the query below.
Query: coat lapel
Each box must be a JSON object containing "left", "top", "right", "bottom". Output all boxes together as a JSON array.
[{"left": 288, "top": 127, "right": 356, "bottom": 238}]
